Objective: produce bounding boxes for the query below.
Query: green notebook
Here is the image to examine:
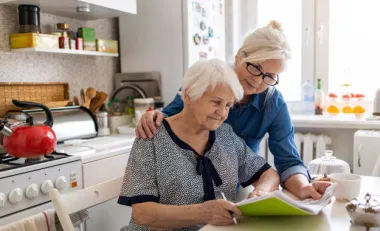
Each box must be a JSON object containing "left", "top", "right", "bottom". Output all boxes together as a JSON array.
[{"left": 235, "top": 184, "right": 336, "bottom": 216}]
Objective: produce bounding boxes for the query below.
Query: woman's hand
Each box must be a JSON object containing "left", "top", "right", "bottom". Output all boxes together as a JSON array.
[
  {"left": 298, "top": 181, "right": 333, "bottom": 200},
  {"left": 248, "top": 189, "right": 269, "bottom": 199},
  {"left": 201, "top": 199, "right": 242, "bottom": 226},
  {"left": 135, "top": 110, "right": 165, "bottom": 139}
]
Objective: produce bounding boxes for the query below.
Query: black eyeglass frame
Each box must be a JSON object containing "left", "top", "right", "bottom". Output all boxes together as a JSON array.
[{"left": 246, "top": 62, "right": 279, "bottom": 86}]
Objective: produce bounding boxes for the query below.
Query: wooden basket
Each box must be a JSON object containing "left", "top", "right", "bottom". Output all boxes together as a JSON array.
[{"left": 0, "top": 82, "right": 70, "bottom": 117}]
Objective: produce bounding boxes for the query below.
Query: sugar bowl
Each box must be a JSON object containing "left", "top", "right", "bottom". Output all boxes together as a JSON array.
[{"left": 345, "top": 193, "right": 380, "bottom": 230}]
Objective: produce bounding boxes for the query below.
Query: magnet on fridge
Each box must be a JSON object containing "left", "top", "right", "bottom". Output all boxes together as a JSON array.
[
  {"left": 199, "top": 51, "right": 208, "bottom": 59},
  {"left": 208, "top": 46, "right": 213, "bottom": 52},
  {"left": 208, "top": 27, "right": 214, "bottom": 37},
  {"left": 203, "top": 35, "right": 209, "bottom": 45},
  {"left": 202, "top": 8, "right": 208, "bottom": 17},
  {"left": 200, "top": 21, "right": 206, "bottom": 31},
  {"left": 194, "top": 2, "right": 201, "bottom": 13},
  {"left": 193, "top": 33, "right": 201, "bottom": 45}
]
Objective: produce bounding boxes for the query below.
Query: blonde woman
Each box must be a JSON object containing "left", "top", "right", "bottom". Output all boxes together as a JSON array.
[
  {"left": 119, "top": 59, "right": 279, "bottom": 230},
  {"left": 135, "top": 21, "right": 331, "bottom": 200}
]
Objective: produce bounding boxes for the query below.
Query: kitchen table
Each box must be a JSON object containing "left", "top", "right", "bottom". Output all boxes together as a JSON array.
[{"left": 200, "top": 176, "right": 380, "bottom": 231}]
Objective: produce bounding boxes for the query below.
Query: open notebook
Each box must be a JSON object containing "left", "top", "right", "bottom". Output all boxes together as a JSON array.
[{"left": 236, "top": 184, "right": 336, "bottom": 216}]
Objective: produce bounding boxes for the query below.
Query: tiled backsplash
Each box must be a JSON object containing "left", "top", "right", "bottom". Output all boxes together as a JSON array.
[{"left": 0, "top": 5, "right": 120, "bottom": 102}]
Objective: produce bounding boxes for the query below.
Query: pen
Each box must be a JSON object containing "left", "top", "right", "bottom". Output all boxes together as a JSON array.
[{"left": 220, "top": 191, "right": 238, "bottom": 225}]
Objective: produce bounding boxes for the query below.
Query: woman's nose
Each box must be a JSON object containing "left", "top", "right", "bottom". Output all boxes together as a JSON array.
[{"left": 254, "top": 75, "right": 263, "bottom": 84}]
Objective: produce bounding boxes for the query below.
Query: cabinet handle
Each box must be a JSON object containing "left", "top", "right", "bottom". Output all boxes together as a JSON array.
[{"left": 357, "top": 144, "right": 362, "bottom": 167}]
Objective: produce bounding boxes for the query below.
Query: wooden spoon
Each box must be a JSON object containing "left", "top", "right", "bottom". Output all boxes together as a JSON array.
[
  {"left": 73, "top": 96, "right": 80, "bottom": 106},
  {"left": 85, "top": 87, "right": 97, "bottom": 109},
  {"left": 80, "top": 89, "right": 86, "bottom": 107}
]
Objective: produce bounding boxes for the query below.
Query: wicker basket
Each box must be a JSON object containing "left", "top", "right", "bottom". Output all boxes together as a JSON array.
[{"left": 0, "top": 82, "right": 70, "bottom": 117}]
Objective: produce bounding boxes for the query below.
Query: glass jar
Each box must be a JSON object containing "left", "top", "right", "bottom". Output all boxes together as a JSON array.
[
  {"left": 308, "top": 150, "right": 351, "bottom": 176},
  {"left": 134, "top": 98, "right": 155, "bottom": 122}
]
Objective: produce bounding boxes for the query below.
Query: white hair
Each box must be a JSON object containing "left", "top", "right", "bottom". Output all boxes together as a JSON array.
[
  {"left": 180, "top": 59, "right": 243, "bottom": 102},
  {"left": 240, "top": 20, "right": 291, "bottom": 64}
]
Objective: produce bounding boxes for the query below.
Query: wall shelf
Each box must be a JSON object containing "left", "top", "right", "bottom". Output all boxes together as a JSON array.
[{"left": 11, "top": 48, "right": 119, "bottom": 57}]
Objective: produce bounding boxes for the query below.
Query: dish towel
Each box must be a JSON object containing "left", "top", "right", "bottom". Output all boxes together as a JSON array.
[{"left": 0, "top": 209, "right": 56, "bottom": 231}]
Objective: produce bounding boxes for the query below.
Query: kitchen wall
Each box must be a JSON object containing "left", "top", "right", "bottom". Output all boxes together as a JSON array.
[{"left": 0, "top": 5, "right": 119, "bottom": 100}]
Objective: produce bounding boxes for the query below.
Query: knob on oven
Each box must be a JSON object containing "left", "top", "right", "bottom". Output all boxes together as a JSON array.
[
  {"left": 8, "top": 188, "right": 23, "bottom": 204},
  {"left": 55, "top": 176, "right": 68, "bottom": 191},
  {"left": 0, "top": 193, "right": 5, "bottom": 208},
  {"left": 41, "top": 180, "right": 54, "bottom": 195},
  {"left": 25, "top": 184, "right": 39, "bottom": 199}
]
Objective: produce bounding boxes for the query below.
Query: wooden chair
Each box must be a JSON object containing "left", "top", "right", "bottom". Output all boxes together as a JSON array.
[{"left": 49, "top": 177, "right": 123, "bottom": 231}]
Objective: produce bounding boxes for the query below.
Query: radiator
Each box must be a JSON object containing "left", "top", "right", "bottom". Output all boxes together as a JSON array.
[{"left": 258, "top": 133, "right": 332, "bottom": 169}]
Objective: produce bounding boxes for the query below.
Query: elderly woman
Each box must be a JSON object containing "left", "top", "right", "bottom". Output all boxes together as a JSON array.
[
  {"left": 136, "top": 21, "right": 331, "bottom": 200},
  {"left": 118, "top": 59, "right": 279, "bottom": 230}
]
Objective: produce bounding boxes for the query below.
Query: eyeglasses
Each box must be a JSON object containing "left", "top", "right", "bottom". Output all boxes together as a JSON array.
[{"left": 246, "top": 62, "right": 279, "bottom": 86}]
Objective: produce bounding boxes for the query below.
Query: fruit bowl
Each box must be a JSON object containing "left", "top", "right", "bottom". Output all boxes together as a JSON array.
[{"left": 354, "top": 113, "right": 365, "bottom": 119}]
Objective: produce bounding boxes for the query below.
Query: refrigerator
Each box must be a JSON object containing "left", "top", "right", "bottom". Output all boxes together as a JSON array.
[{"left": 119, "top": 0, "right": 226, "bottom": 104}]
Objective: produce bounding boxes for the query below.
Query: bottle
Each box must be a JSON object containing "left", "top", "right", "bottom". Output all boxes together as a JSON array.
[
  {"left": 107, "top": 102, "right": 113, "bottom": 115},
  {"left": 301, "top": 81, "right": 315, "bottom": 115},
  {"left": 314, "top": 79, "right": 325, "bottom": 115},
  {"left": 113, "top": 98, "right": 122, "bottom": 116},
  {"left": 125, "top": 96, "right": 135, "bottom": 115}
]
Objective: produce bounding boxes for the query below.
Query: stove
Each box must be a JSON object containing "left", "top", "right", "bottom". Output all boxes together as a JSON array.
[{"left": 0, "top": 151, "right": 82, "bottom": 223}]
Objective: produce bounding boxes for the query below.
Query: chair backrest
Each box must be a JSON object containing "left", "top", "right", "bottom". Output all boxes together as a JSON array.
[{"left": 49, "top": 176, "right": 123, "bottom": 231}]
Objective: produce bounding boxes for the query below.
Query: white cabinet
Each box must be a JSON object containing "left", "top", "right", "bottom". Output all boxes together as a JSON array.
[
  {"left": 353, "top": 130, "right": 380, "bottom": 176},
  {"left": 79, "top": 0, "right": 136, "bottom": 14},
  {"left": 2, "top": 0, "right": 136, "bottom": 20}
]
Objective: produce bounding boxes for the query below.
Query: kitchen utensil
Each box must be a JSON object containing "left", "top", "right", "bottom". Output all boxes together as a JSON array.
[
  {"left": 345, "top": 193, "right": 380, "bottom": 230},
  {"left": 25, "top": 106, "right": 97, "bottom": 142},
  {"left": 330, "top": 173, "right": 361, "bottom": 201},
  {"left": 85, "top": 87, "right": 97, "bottom": 109},
  {"left": 80, "top": 89, "right": 86, "bottom": 107},
  {"left": 308, "top": 150, "right": 351, "bottom": 175},
  {"left": 73, "top": 96, "right": 80, "bottom": 106},
  {"left": 89, "top": 91, "right": 108, "bottom": 113},
  {"left": 0, "top": 100, "right": 56, "bottom": 158}
]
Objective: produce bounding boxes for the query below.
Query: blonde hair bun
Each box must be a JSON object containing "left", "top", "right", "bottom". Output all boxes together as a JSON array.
[{"left": 267, "top": 20, "right": 283, "bottom": 32}]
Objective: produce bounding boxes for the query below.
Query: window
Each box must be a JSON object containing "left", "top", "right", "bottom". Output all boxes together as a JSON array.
[
  {"left": 328, "top": 0, "right": 380, "bottom": 99},
  {"left": 257, "top": 0, "right": 303, "bottom": 101}
]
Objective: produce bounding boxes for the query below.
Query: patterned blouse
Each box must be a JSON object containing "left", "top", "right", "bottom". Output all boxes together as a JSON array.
[{"left": 118, "top": 119, "right": 271, "bottom": 231}]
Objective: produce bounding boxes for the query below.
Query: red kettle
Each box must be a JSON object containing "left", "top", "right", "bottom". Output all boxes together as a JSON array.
[{"left": 0, "top": 100, "right": 57, "bottom": 158}]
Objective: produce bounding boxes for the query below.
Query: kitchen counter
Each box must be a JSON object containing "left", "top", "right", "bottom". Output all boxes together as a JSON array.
[
  {"left": 56, "top": 134, "right": 136, "bottom": 163},
  {"left": 291, "top": 114, "right": 380, "bottom": 129}
]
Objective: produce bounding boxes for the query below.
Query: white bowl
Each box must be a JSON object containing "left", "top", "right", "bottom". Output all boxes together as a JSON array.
[{"left": 329, "top": 173, "right": 362, "bottom": 201}]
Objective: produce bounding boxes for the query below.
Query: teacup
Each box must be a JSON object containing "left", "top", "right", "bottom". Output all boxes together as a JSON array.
[{"left": 329, "top": 173, "right": 361, "bottom": 201}]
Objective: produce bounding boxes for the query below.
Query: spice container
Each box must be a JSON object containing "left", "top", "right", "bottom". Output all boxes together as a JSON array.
[{"left": 96, "top": 111, "right": 110, "bottom": 136}]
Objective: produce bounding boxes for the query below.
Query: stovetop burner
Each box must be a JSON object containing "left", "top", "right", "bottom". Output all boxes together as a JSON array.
[{"left": 0, "top": 151, "right": 70, "bottom": 172}]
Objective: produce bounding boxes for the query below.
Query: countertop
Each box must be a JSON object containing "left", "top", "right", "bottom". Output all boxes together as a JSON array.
[
  {"left": 56, "top": 134, "right": 136, "bottom": 163},
  {"left": 291, "top": 114, "right": 380, "bottom": 129}
]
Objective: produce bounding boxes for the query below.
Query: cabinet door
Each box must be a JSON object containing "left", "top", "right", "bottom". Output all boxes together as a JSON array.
[
  {"left": 79, "top": 0, "right": 136, "bottom": 14},
  {"left": 353, "top": 138, "right": 380, "bottom": 176}
]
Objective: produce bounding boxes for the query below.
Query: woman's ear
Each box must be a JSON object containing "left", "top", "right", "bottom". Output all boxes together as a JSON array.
[
  {"left": 235, "top": 49, "right": 243, "bottom": 66},
  {"left": 183, "top": 91, "right": 191, "bottom": 105}
]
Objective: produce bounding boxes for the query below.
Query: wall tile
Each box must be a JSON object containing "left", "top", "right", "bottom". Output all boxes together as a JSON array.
[{"left": 0, "top": 5, "right": 119, "bottom": 102}]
